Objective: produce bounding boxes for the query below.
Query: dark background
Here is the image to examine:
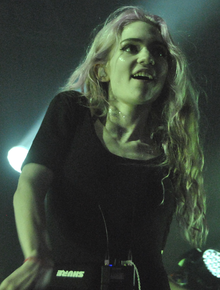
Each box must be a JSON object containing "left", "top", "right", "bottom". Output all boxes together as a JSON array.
[{"left": 0, "top": 0, "right": 220, "bottom": 281}]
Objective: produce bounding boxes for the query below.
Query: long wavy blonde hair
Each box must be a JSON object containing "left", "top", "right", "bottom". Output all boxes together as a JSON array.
[{"left": 62, "top": 6, "right": 208, "bottom": 249}]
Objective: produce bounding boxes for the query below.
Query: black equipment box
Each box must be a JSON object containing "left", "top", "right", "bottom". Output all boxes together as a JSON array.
[
  {"left": 101, "top": 265, "right": 135, "bottom": 290},
  {"left": 46, "top": 264, "right": 135, "bottom": 290}
]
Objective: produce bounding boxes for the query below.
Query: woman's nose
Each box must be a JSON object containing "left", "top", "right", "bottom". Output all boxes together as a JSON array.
[{"left": 137, "top": 49, "right": 155, "bottom": 65}]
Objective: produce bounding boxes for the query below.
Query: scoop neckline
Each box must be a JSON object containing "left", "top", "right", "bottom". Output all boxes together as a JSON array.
[{"left": 89, "top": 111, "right": 164, "bottom": 164}]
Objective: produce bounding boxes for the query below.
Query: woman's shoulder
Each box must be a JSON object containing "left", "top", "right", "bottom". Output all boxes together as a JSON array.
[
  {"left": 47, "top": 91, "right": 89, "bottom": 117},
  {"left": 52, "top": 90, "right": 88, "bottom": 105}
]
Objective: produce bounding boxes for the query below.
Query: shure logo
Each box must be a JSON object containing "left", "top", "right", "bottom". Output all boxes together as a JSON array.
[{"left": 56, "top": 270, "right": 85, "bottom": 278}]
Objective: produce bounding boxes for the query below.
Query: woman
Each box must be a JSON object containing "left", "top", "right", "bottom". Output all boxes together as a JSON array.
[{"left": 0, "top": 6, "right": 208, "bottom": 290}]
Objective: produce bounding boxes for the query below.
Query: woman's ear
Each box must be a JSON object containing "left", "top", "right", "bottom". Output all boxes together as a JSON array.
[{"left": 94, "top": 64, "right": 110, "bottom": 82}]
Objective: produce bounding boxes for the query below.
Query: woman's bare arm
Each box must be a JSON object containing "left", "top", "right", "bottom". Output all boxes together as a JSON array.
[
  {"left": 0, "top": 163, "right": 54, "bottom": 290},
  {"left": 13, "top": 163, "right": 53, "bottom": 259}
]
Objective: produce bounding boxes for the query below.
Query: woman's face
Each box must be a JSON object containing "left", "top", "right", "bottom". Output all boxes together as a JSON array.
[{"left": 105, "top": 21, "right": 169, "bottom": 107}]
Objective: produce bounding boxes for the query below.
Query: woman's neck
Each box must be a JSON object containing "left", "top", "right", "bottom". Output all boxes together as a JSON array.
[{"left": 107, "top": 100, "right": 151, "bottom": 142}]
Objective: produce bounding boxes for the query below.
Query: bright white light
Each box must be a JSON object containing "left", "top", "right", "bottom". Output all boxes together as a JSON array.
[
  {"left": 7, "top": 146, "right": 28, "bottom": 173},
  {"left": 203, "top": 249, "right": 220, "bottom": 278},
  {"left": 7, "top": 110, "right": 46, "bottom": 173}
]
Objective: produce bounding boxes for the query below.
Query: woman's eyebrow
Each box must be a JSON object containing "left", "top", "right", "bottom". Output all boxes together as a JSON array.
[
  {"left": 120, "top": 38, "right": 166, "bottom": 47},
  {"left": 120, "top": 38, "right": 143, "bottom": 44}
]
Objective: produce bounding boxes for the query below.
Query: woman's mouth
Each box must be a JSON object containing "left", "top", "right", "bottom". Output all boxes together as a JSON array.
[{"left": 131, "top": 71, "right": 154, "bottom": 81}]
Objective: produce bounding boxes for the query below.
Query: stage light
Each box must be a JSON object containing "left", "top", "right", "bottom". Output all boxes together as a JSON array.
[
  {"left": 7, "top": 146, "right": 28, "bottom": 173},
  {"left": 169, "top": 248, "right": 220, "bottom": 290},
  {"left": 7, "top": 110, "right": 46, "bottom": 173},
  {"left": 203, "top": 249, "right": 220, "bottom": 278}
]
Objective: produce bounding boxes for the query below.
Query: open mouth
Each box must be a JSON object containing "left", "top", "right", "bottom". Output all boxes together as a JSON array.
[
  {"left": 132, "top": 75, "right": 154, "bottom": 81},
  {"left": 131, "top": 72, "right": 154, "bottom": 81}
]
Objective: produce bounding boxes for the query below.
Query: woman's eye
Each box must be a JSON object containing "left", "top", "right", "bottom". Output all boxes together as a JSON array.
[{"left": 121, "top": 44, "right": 139, "bottom": 54}]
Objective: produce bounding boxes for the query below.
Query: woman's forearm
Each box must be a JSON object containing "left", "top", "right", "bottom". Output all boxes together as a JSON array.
[
  {"left": 13, "top": 163, "right": 53, "bottom": 260},
  {"left": 13, "top": 189, "right": 49, "bottom": 259}
]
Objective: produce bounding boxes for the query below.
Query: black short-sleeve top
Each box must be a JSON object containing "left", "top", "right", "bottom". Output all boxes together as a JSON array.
[{"left": 22, "top": 91, "right": 176, "bottom": 290}]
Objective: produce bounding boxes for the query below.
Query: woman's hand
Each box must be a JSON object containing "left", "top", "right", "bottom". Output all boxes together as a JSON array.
[{"left": 0, "top": 259, "right": 53, "bottom": 290}]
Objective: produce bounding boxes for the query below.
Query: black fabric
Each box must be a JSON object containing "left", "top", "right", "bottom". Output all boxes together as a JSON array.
[{"left": 22, "top": 91, "right": 176, "bottom": 290}]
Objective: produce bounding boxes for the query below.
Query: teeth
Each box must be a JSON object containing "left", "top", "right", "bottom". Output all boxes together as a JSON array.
[{"left": 133, "top": 72, "right": 153, "bottom": 79}]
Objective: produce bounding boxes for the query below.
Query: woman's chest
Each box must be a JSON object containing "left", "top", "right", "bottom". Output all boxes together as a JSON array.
[{"left": 94, "top": 119, "right": 161, "bottom": 161}]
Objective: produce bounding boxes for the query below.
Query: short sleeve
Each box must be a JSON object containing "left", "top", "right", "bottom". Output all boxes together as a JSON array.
[{"left": 22, "top": 91, "right": 86, "bottom": 173}]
